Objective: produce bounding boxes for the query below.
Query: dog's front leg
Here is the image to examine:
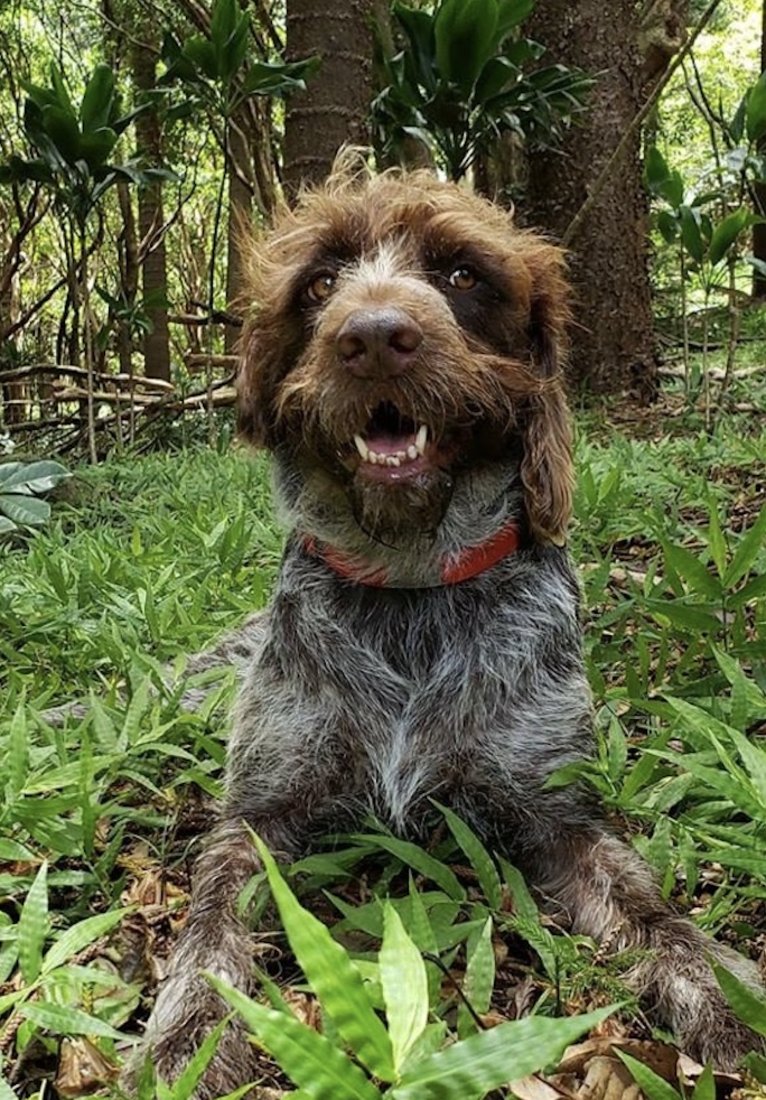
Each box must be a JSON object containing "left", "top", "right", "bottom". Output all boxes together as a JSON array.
[
  {"left": 523, "top": 826, "right": 763, "bottom": 1069},
  {"left": 135, "top": 816, "right": 293, "bottom": 1099}
]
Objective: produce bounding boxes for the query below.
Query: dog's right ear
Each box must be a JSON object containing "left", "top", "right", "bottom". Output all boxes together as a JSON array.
[
  {"left": 236, "top": 315, "right": 282, "bottom": 449},
  {"left": 235, "top": 211, "right": 300, "bottom": 450}
]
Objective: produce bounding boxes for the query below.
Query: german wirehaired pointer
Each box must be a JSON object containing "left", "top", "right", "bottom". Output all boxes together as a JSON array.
[{"left": 142, "top": 165, "right": 762, "bottom": 1094}]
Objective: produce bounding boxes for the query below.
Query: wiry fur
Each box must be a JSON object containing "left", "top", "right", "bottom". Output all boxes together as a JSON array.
[{"left": 138, "top": 165, "right": 763, "bottom": 1097}]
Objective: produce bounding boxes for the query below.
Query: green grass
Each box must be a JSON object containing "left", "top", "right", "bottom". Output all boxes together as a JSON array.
[{"left": 1, "top": 400, "right": 766, "bottom": 1096}]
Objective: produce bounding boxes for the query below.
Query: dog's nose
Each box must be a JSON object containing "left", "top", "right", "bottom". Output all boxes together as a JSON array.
[{"left": 336, "top": 307, "right": 423, "bottom": 378}]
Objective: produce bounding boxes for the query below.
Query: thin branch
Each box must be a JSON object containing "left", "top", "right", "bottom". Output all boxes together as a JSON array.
[
  {"left": 562, "top": 0, "right": 725, "bottom": 248},
  {"left": 252, "top": 0, "right": 284, "bottom": 55}
]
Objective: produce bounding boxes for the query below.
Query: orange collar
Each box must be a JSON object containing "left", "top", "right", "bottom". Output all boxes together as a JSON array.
[{"left": 303, "top": 518, "right": 521, "bottom": 588}]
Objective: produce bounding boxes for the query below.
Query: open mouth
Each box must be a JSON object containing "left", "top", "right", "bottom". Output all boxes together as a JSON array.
[{"left": 352, "top": 402, "right": 430, "bottom": 476}]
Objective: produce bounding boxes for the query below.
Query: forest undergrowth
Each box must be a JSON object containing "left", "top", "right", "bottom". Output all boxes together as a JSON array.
[{"left": 1, "top": 365, "right": 766, "bottom": 1099}]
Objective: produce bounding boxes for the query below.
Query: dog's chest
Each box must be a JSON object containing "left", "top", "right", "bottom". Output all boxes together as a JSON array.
[{"left": 251, "top": 569, "right": 587, "bottom": 831}]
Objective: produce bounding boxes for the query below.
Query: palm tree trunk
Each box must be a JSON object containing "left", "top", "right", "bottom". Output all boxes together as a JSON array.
[
  {"left": 282, "top": 0, "right": 375, "bottom": 195},
  {"left": 525, "top": 0, "right": 658, "bottom": 399}
]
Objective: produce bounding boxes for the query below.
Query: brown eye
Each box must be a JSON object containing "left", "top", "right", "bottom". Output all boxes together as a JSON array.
[
  {"left": 448, "top": 266, "right": 477, "bottom": 291},
  {"left": 306, "top": 272, "right": 336, "bottom": 302}
]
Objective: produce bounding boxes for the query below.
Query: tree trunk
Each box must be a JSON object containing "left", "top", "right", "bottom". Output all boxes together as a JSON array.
[
  {"left": 752, "top": 0, "right": 766, "bottom": 299},
  {"left": 1, "top": 230, "right": 25, "bottom": 425},
  {"left": 524, "top": 0, "right": 659, "bottom": 399},
  {"left": 132, "top": 36, "right": 171, "bottom": 382},
  {"left": 283, "top": 0, "right": 375, "bottom": 195}
]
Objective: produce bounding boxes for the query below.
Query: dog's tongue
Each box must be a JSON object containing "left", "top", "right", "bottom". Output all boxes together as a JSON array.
[{"left": 364, "top": 429, "right": 416, "bottom": 456}]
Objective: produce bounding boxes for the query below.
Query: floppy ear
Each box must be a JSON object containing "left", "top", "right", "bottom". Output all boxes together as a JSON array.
[
  {"left": 520, "top": 385, "right": 574, "bottom": 545},
  {"left": 235, "top": 209, "right": 303, "bottom": 450},
  {"left": 236, "top": 316, "right": 283, "bottom": 449},
  {"left": 519, "top": 243, "right": 574, "bottom": 545}
]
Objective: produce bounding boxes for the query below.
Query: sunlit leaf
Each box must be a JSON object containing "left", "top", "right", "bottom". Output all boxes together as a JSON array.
[
  {"left": 691, "top": 1062, "right": 716, "bottom": 1100},
  {"left": 80, "top": 64, "right": 115, "bottom": 133},
  {"left": 436, "top": 802, "right": 502, "bottom": 908},
  {"left": 497, "top": 0, "right": 534, "bottom": 37},
  {"left": 43, "top": 908, "right": 130, "bottom": 974},
  {"left": 679, "top": 205, "right": 704, "bottom": 263},
  {"left": 644, "top": 145, "right": 670, "bottom": 192},
  {"left": 353, "top": 834, "right": 464, "bottom": 900},
  {"left": 19, "top": 1000, "right": 125, "bottom": 1039},
  {"left": 380, "top": 903, "right": 428, "bottom": 1073},
  {"left": 746, "top": 71, "right": 766, "bottom": 144},
  {"left": 253, "top": 832, "right": 395, "bottom": 1080},
  {"left": 661, "top": 540, "right": 722, "bottom": 600},
  {"left": 724, "top": 504, "right": 766, "bottom": 589},
  {"left": 0, "top": 494, "right": 51, "bottom": 527},
  {"left": 434, "top": 0, "right": 499, "bottom": 93},
  {"left": 498, "top": 859, "right": 538, "bottom": 922},
  {"left": 457, "top": 916, "right": 495, "bottom": 1039},
  {"left": 8, "top": 698, "right": 28, "bottom": 795},
  {"left": 708, "top": 208, "right": 751, "bottom": 266},
  {"left": 392, "top": 1007, "right": 614, "bottom": 1099},
  {"left": 162, "top": 1016, "right": 232, "bottom": 1100}
]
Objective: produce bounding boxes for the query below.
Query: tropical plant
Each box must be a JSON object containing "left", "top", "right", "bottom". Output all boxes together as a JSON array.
[
  {"left": 202, "top": 831, "right": 614, "bottom": 1100},
  {"left": 158, "top": 0, "right": 318, "bottom": 442},
  {"left": 160, "top": 0, "right": 316, "bottom": 113},
  {"left": 0, "top": 63, "right": 170, "bottom": 462},
  {"left": 0, "top": 863, "right": 135, "bottom": 1079},
  {"left": 644, "top": 69, "right": 766, "bottom": 417},
  {"left": 372, "top": 0, "right": 592, "bottom": 181},
  {"left": 0, "top": 459, "right": 70, "bottom": 534},
  {"left": 581, "top": 650, "right": 766, "bottom": 903}
]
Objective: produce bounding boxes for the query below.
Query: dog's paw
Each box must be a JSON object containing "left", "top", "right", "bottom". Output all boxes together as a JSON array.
[
  {"left": 680, "top": 1004, "right": 763, "bottom": 1072},
  {"left": 127, "top": 971, "right": 259, "bottom": 1098}
]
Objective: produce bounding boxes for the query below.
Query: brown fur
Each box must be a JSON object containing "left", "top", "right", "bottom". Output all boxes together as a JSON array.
[{"left": 237, "top": 166, "right": 573, "bottom": 544}]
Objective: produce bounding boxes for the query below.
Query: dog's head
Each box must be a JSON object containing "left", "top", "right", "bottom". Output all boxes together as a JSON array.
[{"left": 237, "top": 165, "right": 573, "bottom": 549}]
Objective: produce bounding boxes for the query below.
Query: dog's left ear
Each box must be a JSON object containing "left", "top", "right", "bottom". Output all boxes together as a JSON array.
[{"left": 519, "top": 243, "right": 574, "bottom": 546}]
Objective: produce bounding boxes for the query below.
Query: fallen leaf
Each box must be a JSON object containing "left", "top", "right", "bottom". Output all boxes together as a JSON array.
[{"left": 55, "top": 1037, "right": 118, "bottom": 1096}]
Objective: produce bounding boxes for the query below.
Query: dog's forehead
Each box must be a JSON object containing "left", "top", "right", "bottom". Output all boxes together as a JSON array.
[{"left": 276, "top": 177, "right": 521, "bottom": 269}]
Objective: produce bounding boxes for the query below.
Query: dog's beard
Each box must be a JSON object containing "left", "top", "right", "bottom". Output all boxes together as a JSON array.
[{"left": 347, "top": 466, "right": 455, "bottom": 547}]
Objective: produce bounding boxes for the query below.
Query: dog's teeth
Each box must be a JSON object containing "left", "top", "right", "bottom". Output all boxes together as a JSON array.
[
  {"left": 357, "top": 440, "right": 423, "bottom": 467},
  {"left": 415, "top": 424, "right": 428, "bottom": 453}
]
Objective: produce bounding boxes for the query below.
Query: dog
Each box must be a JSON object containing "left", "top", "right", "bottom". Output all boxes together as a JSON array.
[{"left": 140, "top": 163, "right": 762, "bottom": 1096}]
